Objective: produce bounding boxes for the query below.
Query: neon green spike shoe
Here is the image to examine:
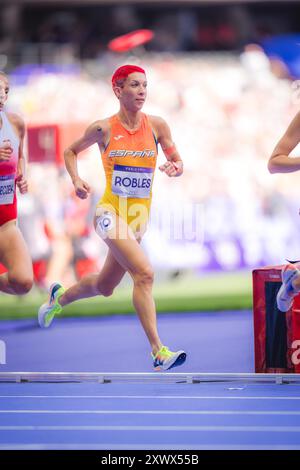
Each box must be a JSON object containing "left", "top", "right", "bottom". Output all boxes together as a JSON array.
[
  {"left": 152, "top": 346, "right": 186, "bottom": 371},
  {"left": 38, "top": 283, "right": 65, "bottom": 328}
]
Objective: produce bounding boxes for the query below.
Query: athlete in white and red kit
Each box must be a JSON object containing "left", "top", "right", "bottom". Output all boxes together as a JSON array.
[{"left": 0, "top": 71, "right": 33, "bottom": 295}]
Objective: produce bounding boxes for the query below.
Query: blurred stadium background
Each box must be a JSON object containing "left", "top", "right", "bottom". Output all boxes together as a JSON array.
[{"left": 1, "top": 0, "right": 300, "bottom": 318}]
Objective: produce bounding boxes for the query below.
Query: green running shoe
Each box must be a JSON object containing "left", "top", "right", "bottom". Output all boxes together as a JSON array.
[
  {"left": 152, "top": 345, "right": 186, "bottom": 371},
  {"left": 38, "top": 283, "right": 65, "bottom": 328}
]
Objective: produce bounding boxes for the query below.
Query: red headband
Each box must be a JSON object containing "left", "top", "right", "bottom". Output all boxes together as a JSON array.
[{"left": 112, "top": 65, "right": 146, "bottom": 87}]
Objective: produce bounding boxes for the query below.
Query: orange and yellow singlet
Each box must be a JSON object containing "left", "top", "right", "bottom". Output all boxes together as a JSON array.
[{"left": 97, "top": 113, "right": 158, "bottom": 231}]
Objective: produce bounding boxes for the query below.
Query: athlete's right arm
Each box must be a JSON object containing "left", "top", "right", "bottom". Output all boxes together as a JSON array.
[
  {"left": 0, "top": 142, "right": 12, "bottom": 162},
  {"left": 268, "top": 112, "right": 300, "bottom": 173},
  {"left": 64, "top": 120, "right": 107, "bottom": 199}
]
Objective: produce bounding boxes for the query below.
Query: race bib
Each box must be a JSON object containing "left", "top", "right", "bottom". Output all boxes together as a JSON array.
[
  {"left": 112, "top": 165, "right": 154, "bottom": 199},
  {"left": 0, "top": 174, "right": 15, "bottom": 205}
]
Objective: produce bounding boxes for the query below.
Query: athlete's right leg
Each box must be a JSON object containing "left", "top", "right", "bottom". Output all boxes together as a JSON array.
[
  {"left": 0, "top": 220, "right": 33, "bottom": 295},
  {"left": 38, "top": 246, "right": 127, "bottom": 328},
  {"left": 59, "top": 249, "right": 126, "bottom": 306}
]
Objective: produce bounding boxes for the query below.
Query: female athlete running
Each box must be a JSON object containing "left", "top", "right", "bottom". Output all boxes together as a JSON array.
[
  {"left": 0, "top": 72, "right": 33, "bottom": 296},
  {"left": 38, "top": 65, "right": 186, "bottom": 371}
]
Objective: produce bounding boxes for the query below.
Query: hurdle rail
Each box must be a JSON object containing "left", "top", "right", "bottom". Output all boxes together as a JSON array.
[{"left": 0, "top": 372, "right": 300, "bottom": 384}]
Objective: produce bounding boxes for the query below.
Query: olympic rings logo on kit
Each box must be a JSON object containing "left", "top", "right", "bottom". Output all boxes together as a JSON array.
[{"left": 96, "top": 212, "right": 115, "bottom": 234}]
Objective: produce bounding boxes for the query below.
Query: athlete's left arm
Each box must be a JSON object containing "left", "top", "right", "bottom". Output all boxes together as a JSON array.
[
  {"left": 151, "top": 116, "right": 183, "bottom": 177},
  {"left": 9, "top": 113, "right": 28, "bottom": 194}
]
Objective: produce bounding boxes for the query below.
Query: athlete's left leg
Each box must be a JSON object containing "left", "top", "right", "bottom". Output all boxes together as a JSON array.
[{"left": 0, "top": 221, "right": 33, "bottom": 295}]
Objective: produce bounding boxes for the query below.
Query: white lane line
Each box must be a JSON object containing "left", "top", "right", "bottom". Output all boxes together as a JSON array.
[
  {"left": 1, "top": 425, "right": 300, "bottom": 432},
  {"left": 1, "top": 444, "right": 300, "bottom": 450},
  {"left": 1, "top": 395, "right": 300, "bottom": 400},
  {"left": 0, "top": 409, "right": 300, "bottom": 415}
]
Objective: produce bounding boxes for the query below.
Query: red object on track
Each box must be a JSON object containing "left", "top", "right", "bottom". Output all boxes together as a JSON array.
[
  {"left": 252, "top": 265, "right": 300, "bottom": 373},
  {"left": 108, "top": 29, "right": 154, "bottom": 52}
]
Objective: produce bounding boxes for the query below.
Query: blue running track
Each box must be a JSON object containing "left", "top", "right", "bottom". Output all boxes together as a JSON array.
[{"left": 1, "top": 310, "right": 299, "bottom": 450}]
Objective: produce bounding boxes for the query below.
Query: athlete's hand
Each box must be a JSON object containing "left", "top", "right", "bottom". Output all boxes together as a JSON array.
[
  {"left": 159, "top": 161, "right": 183, "bottom": 177},
  {"left": 16, "top": 174, "right": 28, "bottom": 194},
  {"left": 0, "top": 142, "right": 13, "bottom": 162},
  {"left": 73, "top": 177, "right": 91, "bottom": 199}
]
